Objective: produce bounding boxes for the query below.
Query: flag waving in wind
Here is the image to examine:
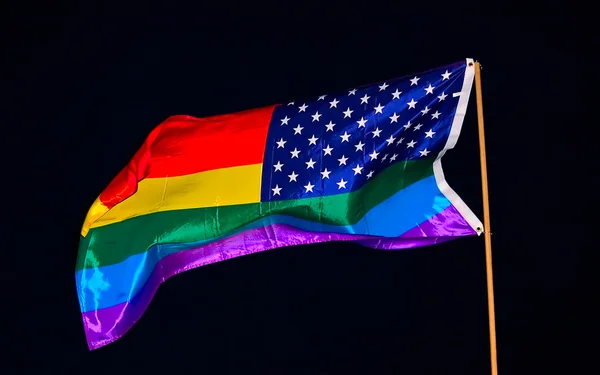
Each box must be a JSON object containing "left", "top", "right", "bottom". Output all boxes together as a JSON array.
[{"left": 76, "top": 58, "right": 483, "bottom": 350}]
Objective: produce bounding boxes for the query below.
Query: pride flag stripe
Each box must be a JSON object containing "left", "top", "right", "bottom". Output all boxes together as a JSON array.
[
  {"left": 91, "top": 163, "right": 263, "bottom": 229},
  {"left": 77, "top": 158, "right": 434, "bottom": 271},
  {"left": 142, "top": 107, "right": 275, "bottom": 178}
]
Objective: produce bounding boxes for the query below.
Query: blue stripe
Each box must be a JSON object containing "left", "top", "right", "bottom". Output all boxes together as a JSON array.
[{"left": 77, "top": 175, "right": 450, "bottom": 312}]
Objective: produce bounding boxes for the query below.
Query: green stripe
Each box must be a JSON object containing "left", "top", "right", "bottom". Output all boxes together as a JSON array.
[{"left": 77, "top": 159, "right": 434, "bottom": 271}]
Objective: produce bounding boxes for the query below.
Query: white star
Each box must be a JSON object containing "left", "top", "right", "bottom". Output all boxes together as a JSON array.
[
  {"left": 389, "top": 112, "right": 400, "bottom": 123},
  {"left": 357, "top": 117, "right": 368, "bottom": 128},
  {"left": 343, "top": 108, "right": 354, "bottom": 118},
  {"left": 419, "top": 148, "right": 431, "bottom": 157},
  {"left": 325, "top": 121, "right": 336, "bottom": 132},
  {"left": 318, "top": 95, "right": 326, "bottom": 100},
  {"left": 413, "top": 123, "right": 423, "bottom": 131},
  {"left": 371, "top": 127, "right": 382, "bottom": 138},
  {"left": 336, "top": 178, "right": 348, "bottom": 189},
  {"left": 311, "top": 111, "right": 322, "bottom": 122},
  {"left": 403, "top": 121, "right": 412, "bottom": 130},
  {"left": 320, "top": 168, "right": 331, "bottom": 179},
  {"left": 290, "top": 148, "right": 301, "bottom": 158},
  {"left": 298, "top": 103, "right": 308, "bottom": 112},
  {"left": 355, "top": 141, "right": 365, "bottom": 151},
  {"left": 431, "top": 111, "right": 441, "bottom": 119},
  {"left": 340, "top": 131, "right": 351, "bottom": 142},
  {"left": 369, "top": 150, "right": 379, "bottom": 160},
  {"left": 338, "top": 155, "right": 349, "bottom": 166},
  {"left": 308, "top": 135, "right": 319, "bottom": 145},
  {"left": 360, "top": 94, "right": 370, "bottom": 104},
  {"left": 424, "top": 84, "right": 435, "bottom": 95},
  {"left": 378, "top": 82, "right": 389, "bottom": 91},
  {"left": 425, "top": 129, "right": 436, "bottom": 138},
  {"left": 374, "top": 104, "right": 385, "bottom": 114},
  {"left": 305, "top": 158, "right": 316, "bottom": 169},
  {"left": 385, "top": 135, "right": 396, "bottom": 145},
  {"left": 421, "top": 106, "right": 431, "bottom": 115},
  {"left": 293, "top": 124, "right": 304, "bottom": 135},
  {"left": 389, "top": 153, "right": 398, "bottom": 162},
  {"left": 396, "top": 137, "right": 404, "bottom": 145},
  {"left": 406, "top": 140, "right": 416, "bottom": 148},
  {"left": 366, "top": 170, "right": 374, "bottom": 179},
  {"left": 391, "top": 89, "right": 402, "bottom": 99},
  {"left": 288, "top": 171, "right": 299, "bottom": 182},
  {"left": 348, "top": 89, "right": 357, "bottom": 95},
  {"left": 287, "top": 102, "right": 294, "bottom": 106},
  {"left": 276, "top": 138, "right": 286, "bottom": 148},
  {"left": 323, "top": 144, "right": 334, "bottom": 155},
  {"left": 407, "top": 98, "right": 417, "bottom": 109},
  {"left": 272, "top": 184, "right": 282, "bottom": 196},
  {"left": 381, "top": 154, "right": 388, "bottom": 161},
  {"left": 352, "top": 164, "right": 363, "bottom": 175},
  {"left": 281, "top": 116, "right": 290, "bottom": 125},
  {"left": 304, "top": 181, "right": 315, "bottom": 193},
  {"left": 273, "top": 161, "right": 284, "bottom": 171},
  {"left": 329, "top": 98, "right": 340, "bottom": 108},
  {"left": 438, "top": 92, "right": 447, "bottom": 101},
  {"left": 441, "top": 70, "right": 451, "bottom": 80},
  {"left": 410, "top": 76, "right": 420, "bottom": 86}
]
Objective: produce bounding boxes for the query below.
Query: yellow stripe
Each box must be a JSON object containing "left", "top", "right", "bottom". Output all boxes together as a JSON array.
[
  {"left": 81, "top": 197, "right": 110, "bottom": 236},
  {"left": 89, "top": 163, "right": 263, "bottom": 230}
]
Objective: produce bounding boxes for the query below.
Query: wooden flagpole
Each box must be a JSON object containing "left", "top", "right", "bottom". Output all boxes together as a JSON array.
[{"left": 473, "top": 61, "right": 498, "bottom": 375}]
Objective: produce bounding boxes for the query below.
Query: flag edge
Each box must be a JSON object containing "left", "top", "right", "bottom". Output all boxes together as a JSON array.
[{"left": 432, "top": 58, "right": 484, "bottom": 234}]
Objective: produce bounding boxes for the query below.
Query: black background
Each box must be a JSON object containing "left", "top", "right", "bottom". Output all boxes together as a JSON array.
[{"left": 3, "top": 2, "right": 575, "bottom": 374}]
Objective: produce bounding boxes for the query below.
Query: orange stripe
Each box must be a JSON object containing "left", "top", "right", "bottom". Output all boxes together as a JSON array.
[{"left": 98, "top": 105, "right": 275, "bottom": 209}]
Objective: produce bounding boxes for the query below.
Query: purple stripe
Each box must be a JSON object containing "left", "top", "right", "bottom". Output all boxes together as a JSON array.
[{"left": 81, "top": 205, "right": 475, "bottom": 350}]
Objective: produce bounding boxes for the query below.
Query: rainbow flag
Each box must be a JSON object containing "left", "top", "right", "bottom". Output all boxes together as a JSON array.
[{"left": 76, "top": 58, "right": 483, "bottom": 350}]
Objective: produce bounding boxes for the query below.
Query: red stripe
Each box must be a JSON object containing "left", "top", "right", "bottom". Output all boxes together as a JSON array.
[{"left": 99, "top": 105, "right": 275, "bottom": 209}]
